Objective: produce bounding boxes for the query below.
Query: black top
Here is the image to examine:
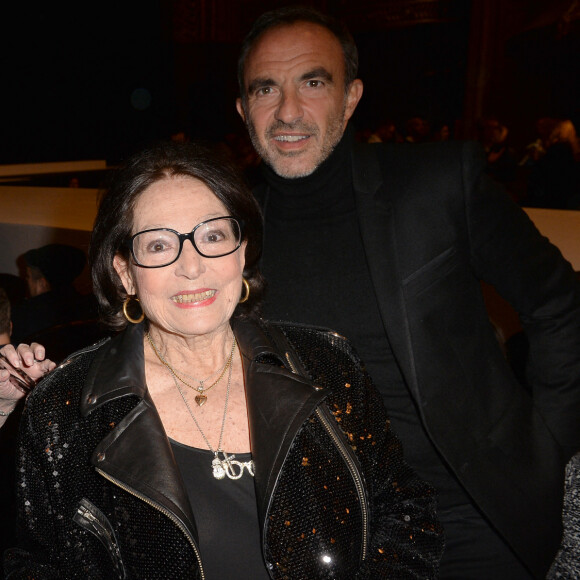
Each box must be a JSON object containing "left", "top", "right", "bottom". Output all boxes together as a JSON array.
[{"left": 170, "top": 441, "right": 270, "bottom": 579}]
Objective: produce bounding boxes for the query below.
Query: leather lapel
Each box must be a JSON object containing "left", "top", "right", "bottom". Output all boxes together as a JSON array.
[
  {"left": 82, "top": 322, "right": 198, "bottom": 541},
  {"left": 81, "top": 319, "right": 327, "bottom": 539},
  {"left": 92, "top": 395, "right": 199, "bottom": 541},
  {"left": 80, "top": 322, "right": 148, "bottom": 415},
  {"left": 234, "top": 319, "right": 328, "bottom": 522},
  {"left": 351, "top": 142, "right": 418, "bottom": 393}
]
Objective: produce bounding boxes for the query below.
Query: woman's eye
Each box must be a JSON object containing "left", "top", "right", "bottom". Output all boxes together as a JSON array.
[
  {"left": 148, "top": 242, "right": 164, "bottom": 252},
  {"left": 147, "top": 239, "right": 172, "bottom": 253},
  {"left": 205, "top": 230, "right": 225, "bottom": 243}
]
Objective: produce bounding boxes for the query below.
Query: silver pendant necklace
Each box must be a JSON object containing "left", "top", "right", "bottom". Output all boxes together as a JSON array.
[{"left": 151, "top": 336, "right": 254, "bottom": 480}]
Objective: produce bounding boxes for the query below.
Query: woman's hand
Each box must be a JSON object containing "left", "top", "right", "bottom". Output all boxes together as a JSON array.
[{"left": 0, "top": 343, "right": 56, "bottom": 424}]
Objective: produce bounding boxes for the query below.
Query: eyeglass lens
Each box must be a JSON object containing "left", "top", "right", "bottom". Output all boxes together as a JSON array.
[{"left": 132, "top": 217, "right": 240, "bottom": 267}]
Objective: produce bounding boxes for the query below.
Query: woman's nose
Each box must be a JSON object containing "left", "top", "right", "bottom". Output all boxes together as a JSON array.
[{"left": 175, "top": 239, "right": 205, "bottom": 277}]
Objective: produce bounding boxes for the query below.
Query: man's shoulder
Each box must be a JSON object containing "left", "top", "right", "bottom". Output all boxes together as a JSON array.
[
  {"left": 350, "top": 139, "right": 489, "bottom": 201},
  {"left": 354, "top": 139, "right": 485, "bottom": 167}
]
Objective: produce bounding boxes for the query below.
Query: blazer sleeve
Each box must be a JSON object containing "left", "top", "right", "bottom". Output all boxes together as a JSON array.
[{"left": 463, "top": 141, "right": 580, "bottom": 449}]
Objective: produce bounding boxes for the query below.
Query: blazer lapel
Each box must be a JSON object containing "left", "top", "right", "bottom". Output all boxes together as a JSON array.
[{"left": 351, "top": 142, "right": 418, "bottom": 395}]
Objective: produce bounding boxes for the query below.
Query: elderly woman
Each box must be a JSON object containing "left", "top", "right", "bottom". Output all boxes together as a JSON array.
[{"left": 2, "top": 141, "right": 443, "bottom": 579}]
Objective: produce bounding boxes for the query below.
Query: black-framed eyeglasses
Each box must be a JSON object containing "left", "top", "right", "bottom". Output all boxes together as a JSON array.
[{"left": 129, "top": 216, "right": 242, "bottom": 268}]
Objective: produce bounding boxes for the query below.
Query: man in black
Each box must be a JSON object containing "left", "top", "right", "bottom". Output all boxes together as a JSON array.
[{"left": 235, "top": 6, "right": 580, "bottom": 579}]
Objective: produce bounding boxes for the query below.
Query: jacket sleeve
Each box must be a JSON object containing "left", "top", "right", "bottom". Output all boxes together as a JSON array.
[
  {"left": 464, "top": 141, "right": 580, "bottom": 449},
  {"left": 4, "top": 400, "right": 63, "bottom": 579},
  {"left": 341, "top": 361, "right": 445, "bottom": 579}
]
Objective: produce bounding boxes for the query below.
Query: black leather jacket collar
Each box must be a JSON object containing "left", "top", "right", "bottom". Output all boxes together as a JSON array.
[{"left": 78, "top": 318, "right": 328, "bottom": 543}]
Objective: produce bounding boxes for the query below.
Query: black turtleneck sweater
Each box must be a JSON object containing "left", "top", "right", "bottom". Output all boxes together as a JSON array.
[{"left": 258, "top": 127, "right": 470, "bottom": 510}]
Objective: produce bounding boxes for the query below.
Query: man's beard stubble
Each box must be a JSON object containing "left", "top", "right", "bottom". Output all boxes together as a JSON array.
[{"left": 243, "top": 103, "right": 347, "bottom": 179}]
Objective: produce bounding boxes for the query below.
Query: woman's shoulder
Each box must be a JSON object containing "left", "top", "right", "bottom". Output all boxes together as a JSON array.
[
  {"left": 270, "top": 320, "right": 352, "bottom": 347},
  {"left": 26, "top": 338, "right": 110, "bottom": 408},
  {"left": 263, "top": 319, "right": 365, "bottom": 375}
]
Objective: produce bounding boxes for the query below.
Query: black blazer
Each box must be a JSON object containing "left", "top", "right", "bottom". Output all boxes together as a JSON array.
[{"left": 349, "top": 138, "right": 580, "bottom": 576}]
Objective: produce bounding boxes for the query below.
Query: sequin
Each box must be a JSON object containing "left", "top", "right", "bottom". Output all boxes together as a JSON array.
[{"left": 9, "top": 320, "right": 443, "bottom": 579}]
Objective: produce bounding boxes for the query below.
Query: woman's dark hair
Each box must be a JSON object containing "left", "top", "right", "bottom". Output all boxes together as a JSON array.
[
  {"left": 237, "top": 5, "right": 359, "bottom": 106},
  {"left": 90, "top": 140, "right": 264, "bottom": 332}
]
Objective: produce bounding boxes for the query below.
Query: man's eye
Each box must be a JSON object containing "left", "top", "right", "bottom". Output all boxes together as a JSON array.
[
  {"left": 256, "top": 87, "right": 273, "bottom": 96},
  {"left": 306, "top": 80, "right": 323, "bottom": 88}
]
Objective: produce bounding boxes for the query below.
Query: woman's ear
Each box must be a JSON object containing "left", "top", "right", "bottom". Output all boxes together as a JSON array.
[
  {"left": 113, "top": 254, "right": 135, "bottom": 295},
  {"left": 239, "top": 240, "right": 247, "bottom": 273}
]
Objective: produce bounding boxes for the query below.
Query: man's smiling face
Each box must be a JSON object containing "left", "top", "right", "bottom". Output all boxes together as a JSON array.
[{"left": 237, "top": 22, "right": 363, "bottom": 178}]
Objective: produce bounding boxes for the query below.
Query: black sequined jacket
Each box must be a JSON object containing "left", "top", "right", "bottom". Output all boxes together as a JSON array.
[{"left": 4, "top": 318, "right": 443, "bottom": 579}]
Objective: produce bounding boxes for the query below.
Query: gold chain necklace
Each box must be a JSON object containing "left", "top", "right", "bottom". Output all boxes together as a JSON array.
[
  {"left": 167, "top": 345, "right": 253, "bottom": 480},
  {"left": 146, "top": 332, "right": 236, "bottom": 406},
  {"left": 153, "top": 333, "right": 254, "bottom": 479}
]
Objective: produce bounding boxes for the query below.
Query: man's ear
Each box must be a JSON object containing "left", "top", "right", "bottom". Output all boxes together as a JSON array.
[
  {"left": 38, "top": 277, "right": 51, "bottom": 294},
  {"left": 344, "top": 79, "right": 364, "bottom": 125},
  {"left": 113, "top": 254, "right": 135, "bottom": 296},
  {"left": 236, "top": 98, "right": 246, "bottom": 123}
]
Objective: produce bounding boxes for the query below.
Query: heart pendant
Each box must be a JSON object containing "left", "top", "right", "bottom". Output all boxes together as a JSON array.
[{"left": 195, "top": 394, "right": 207, "bottom": 406}]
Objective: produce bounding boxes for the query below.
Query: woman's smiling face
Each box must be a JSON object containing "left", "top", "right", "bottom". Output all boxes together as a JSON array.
[{"left": 114, "top": 175, "right": 246, "bottom": 340}]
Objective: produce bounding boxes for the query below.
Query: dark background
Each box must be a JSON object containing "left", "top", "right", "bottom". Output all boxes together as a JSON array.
[{"left": 1, "top": 0, "right": 578, "bottom": 165}]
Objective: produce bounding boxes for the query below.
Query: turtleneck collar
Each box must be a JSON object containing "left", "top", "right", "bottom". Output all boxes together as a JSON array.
[{"left": 260, "top": 123, "right": 355, "bottom": 213}]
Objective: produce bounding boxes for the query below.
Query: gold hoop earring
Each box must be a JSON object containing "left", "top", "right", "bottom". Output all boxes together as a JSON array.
[
  {"left": 123, "top": 296, "right": 145, "bottom": 324},
  {"left": 239, "top": 278, "right": 250, "bottom": 304}
]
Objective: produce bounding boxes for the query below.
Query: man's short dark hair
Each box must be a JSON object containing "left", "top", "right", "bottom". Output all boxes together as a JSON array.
[
  {"left": 237, "top": 5, "right": 358, "bottom": 104},
  {"left": 0, "top": 288, "right": 11, "bottom": 337}
]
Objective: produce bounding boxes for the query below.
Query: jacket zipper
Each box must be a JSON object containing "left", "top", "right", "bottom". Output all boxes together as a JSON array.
[
  {"left": 316, "top": 406, "right": 370, "bottom": 562},
  {"left": 74, "top": 498, "right": 127, "bottom": 579},
  {"left": 284, "top": 351, "right": 369, "bottom": 563},
  {"left": 96, "top": 467, "right": 205, "bottom": 579}
]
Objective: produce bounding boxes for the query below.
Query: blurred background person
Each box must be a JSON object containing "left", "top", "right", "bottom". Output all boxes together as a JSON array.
[
  {"left": 521, "top": 117, "right": 580, "bottom": 209},
  {"left": 10, "top": 243, "right": 98, "bottom": 345},
  {"left": 367, "top": 119, "right": 404, "bottom": 143},
  {"left": 0, "top": 275, "right": 27, "bottom": 311},
  {"left": 0, "top": 289, "right": 12, "bottom": 347},
  {"left": 404, "top": 115, "right": 432, "bottom": 143},
  {"left": 477, "top": 115, "right": 520, "bottom": 192}
]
